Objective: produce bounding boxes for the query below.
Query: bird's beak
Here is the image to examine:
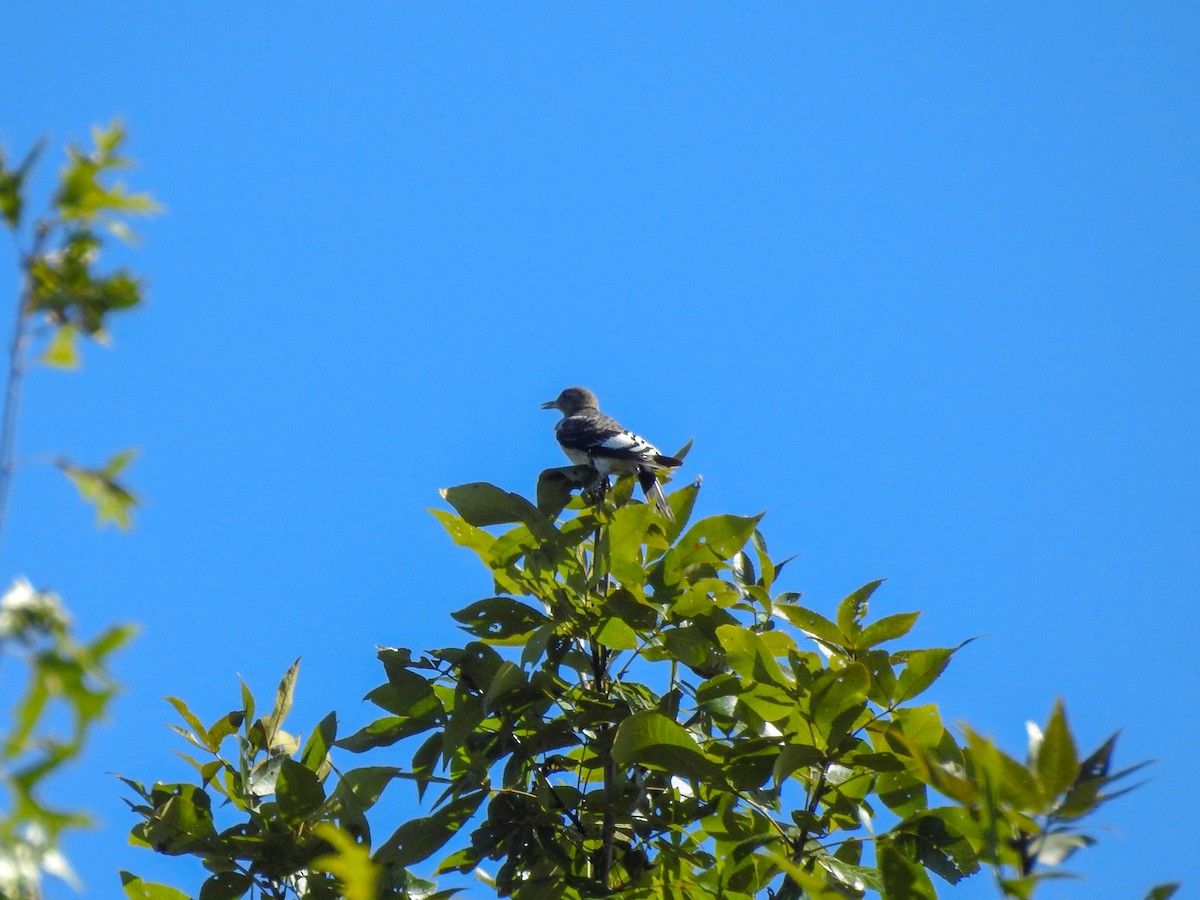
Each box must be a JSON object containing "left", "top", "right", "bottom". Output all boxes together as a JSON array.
[{"left": 540, "top": 400, "right": 558, "bottom": 410}]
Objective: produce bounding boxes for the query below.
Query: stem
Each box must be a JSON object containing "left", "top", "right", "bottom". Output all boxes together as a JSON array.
[
  {"left": 793, "top": 765, "right": 829, "bottom": 866},
  {"left": 588, "top": 512, "right": 618, "bottom": 887},
  {"left": 0, "top": 227, "right": 43, "bottom": 563}
]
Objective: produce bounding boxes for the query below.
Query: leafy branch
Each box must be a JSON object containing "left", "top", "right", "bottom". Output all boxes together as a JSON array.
[
  {"left": 0, "top": 121, "right": 152, "bottom": 899},
  {"left": 126, "top": 471, "right": 1175, "bottom": 898},
  {"left": 0, "top": 120, "right": 158, "bottom": 552}
]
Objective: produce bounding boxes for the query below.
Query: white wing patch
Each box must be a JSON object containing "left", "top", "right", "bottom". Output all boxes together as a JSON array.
[{"left": 598, "top": 431, "right": 659, "bottom": 455}]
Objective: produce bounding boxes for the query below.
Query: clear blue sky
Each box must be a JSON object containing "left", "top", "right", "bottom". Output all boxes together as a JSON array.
[{"left": 1, "top": 5, "right": 1196, "bottom": 897}]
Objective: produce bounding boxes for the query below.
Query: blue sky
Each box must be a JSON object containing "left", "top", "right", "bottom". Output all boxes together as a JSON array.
[{"left": 1, "top": 4, "right": 1196, "bottom": 897}]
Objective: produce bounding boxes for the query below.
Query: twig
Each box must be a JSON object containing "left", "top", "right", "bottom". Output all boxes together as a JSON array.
[{"left": 0, "top": 225, "right": 46, "bottom": 562}]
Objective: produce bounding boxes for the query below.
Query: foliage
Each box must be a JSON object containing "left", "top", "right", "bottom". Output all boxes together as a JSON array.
[
  {"left": 0, "top": 122, "right": 153, "bottom": 897},
  {"left": 0, "top": 578, "right": 135, "bottom": 897},
  {"left": 120, "top": 661, "right": 446, "bottom": 900},
  {"left": 126, "top": 473, "right": 1172, "bottom": 898},
  {"left": 0, "top": 120, "right": 159, "bottom": 531}
]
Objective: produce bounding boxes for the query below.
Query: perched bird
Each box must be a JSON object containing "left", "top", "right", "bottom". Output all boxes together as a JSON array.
[{"left": 541, "top": 386, "right": 683, "bottom": 519}]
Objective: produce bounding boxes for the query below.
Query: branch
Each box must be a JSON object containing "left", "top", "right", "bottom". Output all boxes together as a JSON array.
[{"left": 0, "top": 224, "right": 47, "bottom": 561}]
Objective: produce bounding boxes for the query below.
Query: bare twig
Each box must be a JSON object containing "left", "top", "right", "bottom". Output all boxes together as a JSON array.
[{"left": 0, "top": 225, "right": 46, "bottom": 561}]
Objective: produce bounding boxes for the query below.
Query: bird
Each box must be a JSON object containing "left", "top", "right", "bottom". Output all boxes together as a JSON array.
[{"left": 541, "top": 386, "right": 683, "bottom": 520}]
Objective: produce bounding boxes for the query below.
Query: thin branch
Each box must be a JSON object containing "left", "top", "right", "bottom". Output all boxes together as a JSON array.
[{"left": 0, "top": 224, "right": 46, "bottom": 562}]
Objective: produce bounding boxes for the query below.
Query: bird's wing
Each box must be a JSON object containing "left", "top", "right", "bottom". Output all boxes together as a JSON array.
[{"left": 557, "top": 414, "right": 663, "bottom": 463}]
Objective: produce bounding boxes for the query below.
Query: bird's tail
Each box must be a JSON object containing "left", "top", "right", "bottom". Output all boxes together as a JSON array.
[{"left": 638, "top": 470, "right": 675, "bottom": 521}]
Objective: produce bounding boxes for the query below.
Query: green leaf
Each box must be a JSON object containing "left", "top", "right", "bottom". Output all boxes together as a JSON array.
[
  {"left": 276, "top": 757, "right": 325, "bottom": 823},
  {"left": 816, "top": 852, "right": 885, "bottom": 893},
  {"left": 765, "top": 853, "right": 846, "bottom": 899},
  {"left": 41, "top": 324, "right": 81, "bottom": 369},
  {"left": 365, "top": 684, "right": 440, "bottom": 725},
  {"left": 205, "top": 710, "right": 243, "bottom": 749},
  {"left": 775, "top": 601, "right": 848, "bottom": 649},
  {"left": 857, "top": 611, "right": 921, "bottom": 649},
  {"left": 164, "top": 695, "right": 208, "bottom": 740},
  {"left": 893, "top": 811, "right": 980, "bottom": 884},
  {"left": 0, "top": 140, "right": 43, "bottom": 228},
  {"left": 119, "top": 871, "right": 191, "bottom": 900},
  {"left": 440, "top": 482, "right": 548, "bottom": 531},
  {"left": 311, "top": 823, "right": 380, "bottom": 900},
  {"left": 1057, "top": 733, "right": 1151, "bottom": 819},
  {"left": 676, "top": 513, "right": 762, "bottom": 564},
  {"left": 894, "top": 648, "right": 955, "bottom": 703},
  {"left": 535, "top": 464, "right": 595, "bottom": 516},
  {"left": 807, "top": 663, "right": 869, "bottom": 748},
  {"left": 198, "top": 871, "right": 253, "bottom": 900},
  {"left": 877, "top": 836, "right": 937, "bottom": 898},
  {"left": 836, "top": 579, "right": 883, "bottom": 636},
  {"left": 481, "top": 660, "right": 527, "bottom": 712},
  {"left": 239, "top": 679, "right": 255, "bottom": 723},
  {"left": 375, "top": 790, "right": 486, "bottom": 867},
  {"left": 596, "top": 614, "right": 639, "bottom": 651},
  {"left": 139, "top": 784, "right": 215, "bottom": 855},
  {"left": 607, "top": 501, "right": 658, "bottom": 584},
  {"left": 430, "top": 509, "right": 496, "bottom": 561},
  {"left": 1037, "top": 698, "right": 1080, "bottom": 799},
  {"left": 716, "top": 624, "right": 788, "bottom": 687},
  {"left": 612, "top": 710, "right": 723, "bottom": 783},
  {"left": 327, "top": 765, "right": 402, "bottom": 815},
  {"left": 773, "top": 742, "right": 825, "bottom": 787},
  {"left": 266, "top": 658, "right": 300, "bottom": 746},
  {"left": 653, "top": 479, "right": 699, "bottom": 547},
  {"left": 1145, "top": 885, "right": 1181, "bottom": 900},
  {"left": 88, "top": 621, "right": 138, "bottom": 659},
  {"left": 963, "top": 727, "right": 1044, "bottom": 812},
  {"left": 335, "top": 719, "right": 402, "bottom": 753},
  {"left": 662, "top": 625, "right": 726, "bottom": 677},
  {"left": 301, "top": 711, "right": 338, "bottom": 773},
  {"left": 876, "top": 770, "right": 928, "bottom": 817},
  {"left": 58, "top": 451, "right": 140, "bottom": 529},
  {"left": 451, "top": 597, "right": 547, "bottom": 645}
]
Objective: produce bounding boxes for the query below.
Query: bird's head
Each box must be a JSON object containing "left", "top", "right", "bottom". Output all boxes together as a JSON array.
[{"left": 541, "top": 386, "right": 600, "bottom": 415}]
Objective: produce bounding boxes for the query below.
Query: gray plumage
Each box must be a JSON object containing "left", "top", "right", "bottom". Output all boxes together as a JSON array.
[{"left": 541, "top": 387, "right": 682, "bottom": 519}]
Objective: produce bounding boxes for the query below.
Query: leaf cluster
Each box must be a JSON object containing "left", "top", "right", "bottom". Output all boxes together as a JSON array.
[
  {"left": 0, "top": 122, "right": 157, "bottom": 527},
  {"left": 121, "top": 660, "right": 454, "bottom": 900},
  {"left": 129, "top": 476, "right": 1172, "bottom": 899},
  {"left": 0, "top": 577, "right": 135, "bottom": 897},
  {"left": 0, "top": 122, "right": 150, "bottom": 898}
]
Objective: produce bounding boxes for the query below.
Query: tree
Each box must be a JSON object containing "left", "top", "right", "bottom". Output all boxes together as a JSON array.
[
  {"left": 124, "top": 468, "right": 1176, "bottom": 899},
  {"left": 0, "top": 123, "right": 154, "bottom": 898}
]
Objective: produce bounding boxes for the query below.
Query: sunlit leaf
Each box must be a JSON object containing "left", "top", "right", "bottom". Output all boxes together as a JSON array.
[
  {"left": 612, "top": 711, "right": 723, "bottom": 783},
  {"left": 836, "top": 580, "right": 883, "bottom": 636},
  {"left": 311, "top": 823, "right": 380, "bottom": 900},
  {"left": 265, "top": 658, "right": 300, "bottom": 747},
  {"left": 301, "top": 711, "right": 337, "bottom": 774},
  {"left": 858, "top": 611, "right": 920, "bottom": 649},
  {"left": 775, "top": 601, "right": 848, "bottom": 650},
  {"left": 41, "top": 324, "right": 81, "bottom": 368},
  {"left": 58, "top": 450, "right": 140, "bottom": 529},
  {"left": 1037, "top": 698, "right": 1080, "bottom": 799},
  {"left": 596, "top": 614, "right": 639, "bottom": 651},
  {"left": 119, "top": 871, "right": 191, "bottom": 900},
  {"left": 676, "top": 513, "right": 762, "bottom": 564},
  {"left": 716, "top": 624, "right": 788, "bottom": 687}
]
